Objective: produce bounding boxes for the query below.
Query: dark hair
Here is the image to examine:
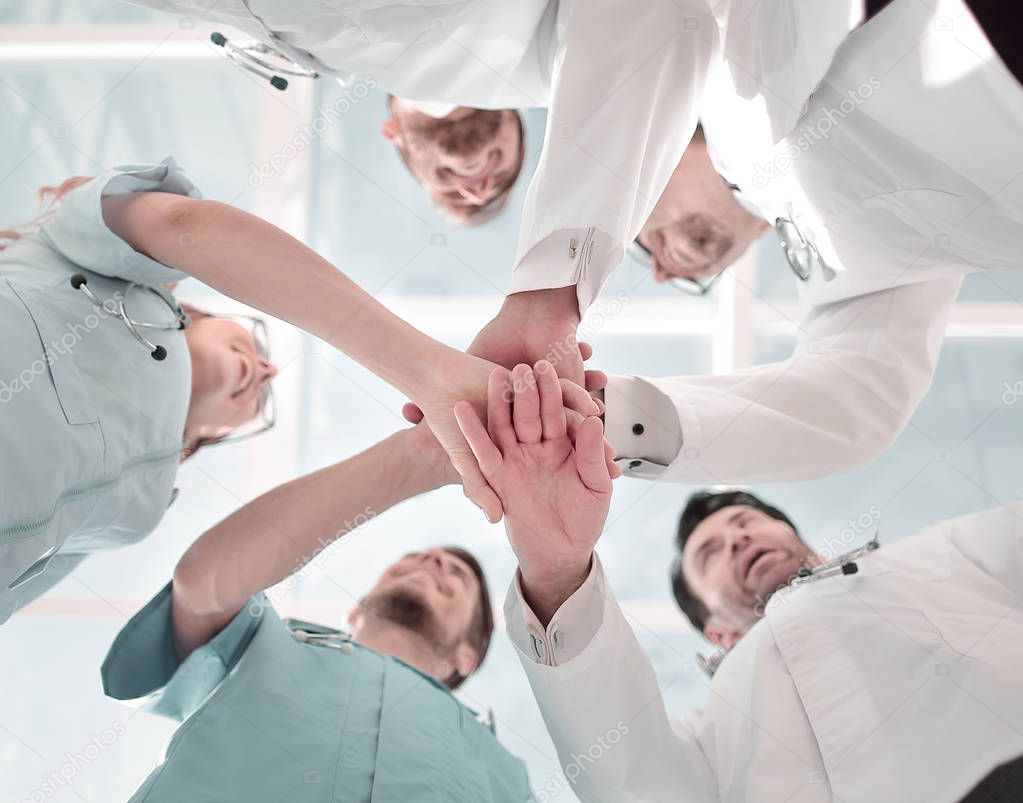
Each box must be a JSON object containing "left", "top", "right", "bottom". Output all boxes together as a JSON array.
[
  {"left": 440, "top": 545, "right": 494, "bottom": 690},
  {"left": 669, "top": 490, "right": 797, "bottom": 632}
]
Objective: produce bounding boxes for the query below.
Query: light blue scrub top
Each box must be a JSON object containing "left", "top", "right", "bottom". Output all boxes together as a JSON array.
[
  {"left": 0, "top": 158, "right": 197, "bottom": 622},
  {"left": 102, "top": 586, "right": 535, "bottom": 803}
]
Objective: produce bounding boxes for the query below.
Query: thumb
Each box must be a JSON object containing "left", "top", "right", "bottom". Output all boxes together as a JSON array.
[
  {"left": 575, "top": 416, "right": 612, "bottom": 493},
  {"left": 402, "top": 402, "right": 425, "bottom": 424}
]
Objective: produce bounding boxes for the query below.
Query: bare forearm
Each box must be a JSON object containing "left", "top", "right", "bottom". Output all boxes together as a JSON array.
[
  {"left": 172, "top": 428, "right": 448, "bottom": 653},
  {"left": 103, "top": 193, "right": 449, "bottom": 394}
]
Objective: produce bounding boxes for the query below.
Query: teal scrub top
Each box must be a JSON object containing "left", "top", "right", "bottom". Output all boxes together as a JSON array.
[
  {"left": 102, "top": 586, "right": 536, "bottom": 803},
  {"left": 0, "top": 158, "right": 197, "bottom": 622}
]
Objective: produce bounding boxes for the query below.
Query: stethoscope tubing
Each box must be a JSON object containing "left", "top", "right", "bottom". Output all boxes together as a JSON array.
[{"left": 69, "top": 273, "right": 185, "bottom": 361}]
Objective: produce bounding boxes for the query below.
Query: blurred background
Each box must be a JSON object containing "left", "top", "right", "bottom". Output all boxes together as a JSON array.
[{"left": 0, "top": 4, "right": 1021, "bottom": 801}]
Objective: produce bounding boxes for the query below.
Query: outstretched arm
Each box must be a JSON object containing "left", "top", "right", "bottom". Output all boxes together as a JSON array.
[
  {"left": 457, "top": 362, "right": 717, "bottom": 801},
  {"left": 170, "top": 425, "right": 453, "bottom": 660},
  {"left": 102, "top": 190, "right": 531, "bottom": 519},
  {"left": 605, "top": 276, "right": 965, "bottom": 484},
  {"left": 471, "top": 0, "right": 718, "bottom": 387},
  {"left": 454, "top": 359, "right": 615, "bottom": 622}
]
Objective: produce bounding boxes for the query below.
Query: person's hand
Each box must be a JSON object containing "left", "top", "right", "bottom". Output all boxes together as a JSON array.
[
  {"left": 403, "top": 421, "right": 461, "bottom": 488},
  {"left": 468, "top": 287, "right": 584, "bottom": 387},
  {"left": 402, "top": 341, "right": 607, "bottom": 424},
  {"left": 413, "top": 350, "right": 601, "bottom": 524},
  {"left": 454, "top": 360, "right": 617, "bottom": 621}
]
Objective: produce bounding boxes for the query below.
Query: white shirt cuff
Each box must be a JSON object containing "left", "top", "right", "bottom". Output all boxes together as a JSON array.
[
  {"left": 603, "top": 374, "right": 683, "bottom": 478},
  {"left": 508, "top": 228, "right": 620, "bottom": 314},
  {"left": 503, "top": 555, "right": 606, "bottom": 667}
]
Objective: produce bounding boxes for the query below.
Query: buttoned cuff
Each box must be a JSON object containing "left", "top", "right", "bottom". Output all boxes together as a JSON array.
[
  {"left": 503, "top": 556, "right": 606, "bottom": 667},
  {"left": 603, "top": 374, "right": 683, "bottom": 479},
  {"left": 508, "top": 228, "right": 620, "bottom": 314}
]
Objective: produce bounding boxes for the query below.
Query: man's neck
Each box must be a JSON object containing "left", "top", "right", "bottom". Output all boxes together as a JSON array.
[{"left": 353, "top": 620, "right": 448, "bottom": 681}]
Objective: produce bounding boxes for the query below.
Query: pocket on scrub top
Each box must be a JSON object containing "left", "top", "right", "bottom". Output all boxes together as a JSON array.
[{"left": 5, "top": 279, "right": 99, "bottom": 426}]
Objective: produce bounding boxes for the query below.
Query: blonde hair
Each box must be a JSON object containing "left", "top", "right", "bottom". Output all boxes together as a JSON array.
[{"left": 0, "top": 175, "right": 94, "bottom": 250}]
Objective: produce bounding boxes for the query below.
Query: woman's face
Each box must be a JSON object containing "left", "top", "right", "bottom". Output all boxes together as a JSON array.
[{"left": 182, "top": 314, "right": 276, "bottom": 449}]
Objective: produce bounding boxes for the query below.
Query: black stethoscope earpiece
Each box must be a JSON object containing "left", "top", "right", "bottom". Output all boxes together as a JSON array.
[
  {"left": 70, "top": 273, "right": 182, "bottom": 361},
  {"left": 210, "top": 32, "right": 318, "bottom": 91}
]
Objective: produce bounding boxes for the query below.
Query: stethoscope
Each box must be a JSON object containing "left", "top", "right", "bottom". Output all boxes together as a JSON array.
[
  {"left": 210, "top": 31, "right": 318, "bottom": 91},
  {"left": 70, "top": 273, "right": 188, "bottom": 361},
  {"left": 696, "top": 535, "right": 881, "bottom": 678},
  {"left": 286, "top": 620, "right": 498, "bottom": 735}
]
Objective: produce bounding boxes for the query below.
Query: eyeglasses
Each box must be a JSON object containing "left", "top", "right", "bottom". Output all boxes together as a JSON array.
[
  {"left": 626, "top": 239, "right": 725, "bottom": 296},
  {"left": 194, "top": 312, "right": 277, "bottom": 448},
  {"left": 629, "top": 215, "right": 824, "bottom": 295}
]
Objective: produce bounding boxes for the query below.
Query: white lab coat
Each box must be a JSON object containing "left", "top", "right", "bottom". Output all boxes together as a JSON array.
[
  {"left": 126, "top": 0, "right": 864, "bottom": 310},
  {"left": 504, "top": 504, "right": 1023, "bottom": 802},
  {"left": 607, "top": 0, "right": 1023, "bottom": 485}
]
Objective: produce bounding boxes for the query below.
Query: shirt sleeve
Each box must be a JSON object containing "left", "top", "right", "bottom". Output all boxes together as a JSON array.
[
  {"left": 602, "top": 374, "right": 683, "bottom": 475},
  {"left": 614, "top": 276, "right": 964, "bottom": 484},
  {"left": 503, "top": 556, "right": 719, "bottom": 802},
  {"left": 504, "top": 555, "right": 605, "bottom": 667},
  {"left": 946, "top": 503, "right": 1023, "bottom": 597},
  {"left": 39, "top": 156, "right": 201, "bottom": 288},
  {"left": 510, "top": 0, "right": 718, "bottom": 313},
  {"left": 101, "top": 582, "right": 265, "bottom": 722}
]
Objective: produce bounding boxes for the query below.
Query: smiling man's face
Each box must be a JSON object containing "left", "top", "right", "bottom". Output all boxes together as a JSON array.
[
  {"left": 382, "top": 98, "right": 523, "bottom": 221},
  {"left": 681, "top": 505, "right": 814, "bottom": 640},
  {"left": 358, "top": 547, "right": 481, "bottom": 650}
]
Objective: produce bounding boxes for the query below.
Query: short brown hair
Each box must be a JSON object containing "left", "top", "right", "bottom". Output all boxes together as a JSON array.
[{"left": 441, "top": 545, "right": 493, "bottom": 690}]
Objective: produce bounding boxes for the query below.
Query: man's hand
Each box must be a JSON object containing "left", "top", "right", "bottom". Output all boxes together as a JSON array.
[
  {"left": 403, "top": 421, "right": 461, "bottom": 489},
  {"left": 469, "top": 287, "right": 584, "bottom": 387},
  {"left": 454, "top": 361, "right": 616, "bottom": 623},
  {"left": 415, "top": 351, "right": 601, "bottom": 525}
]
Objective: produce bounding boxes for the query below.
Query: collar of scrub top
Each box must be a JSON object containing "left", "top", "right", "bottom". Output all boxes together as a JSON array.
[
  {"left": 70, "top": 273, "right": 277, "bottom": 447},
  {"left": 696, "top": 534, "right": 882, "bottom": 679},
  {"left": 282, "top": 617, "right": 498, "bottom": 735}
]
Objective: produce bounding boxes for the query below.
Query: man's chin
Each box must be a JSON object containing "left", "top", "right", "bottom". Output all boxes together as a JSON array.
[{"left": 752, "top": 560, "right": 802, "bottom": 601}]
